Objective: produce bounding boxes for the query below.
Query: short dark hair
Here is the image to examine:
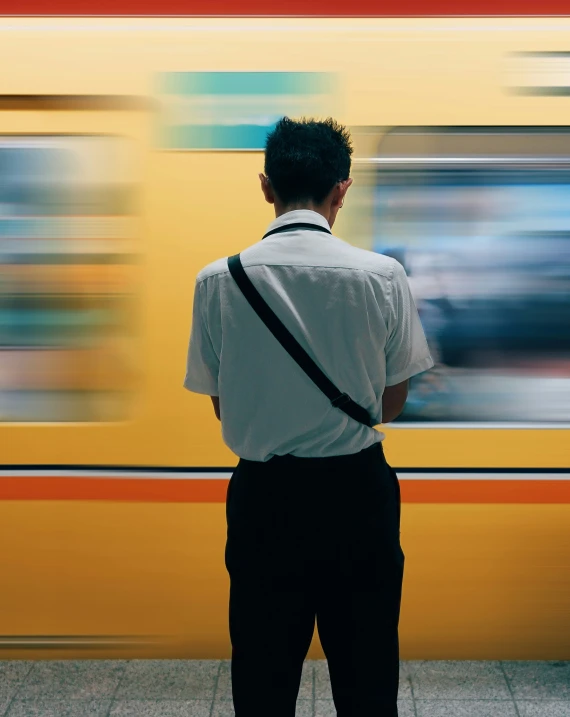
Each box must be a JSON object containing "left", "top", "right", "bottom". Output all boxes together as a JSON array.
[{"left": 264, "top": 117, "right": 353, "bottom": 205}]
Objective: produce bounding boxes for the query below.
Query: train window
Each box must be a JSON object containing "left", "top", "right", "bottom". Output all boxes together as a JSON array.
[
  {"left": 0, "top": 135, "right": 138, "bottom": 422},
  {"left": 365, "top": 127, "right": 570, "bottom": 424}
]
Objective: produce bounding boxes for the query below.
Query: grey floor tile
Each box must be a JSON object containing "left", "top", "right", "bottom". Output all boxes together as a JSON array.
[
  {"left": 411, "top": 661, "right": 511, "bottom": 700},
  {"left": 215, "top": 659, "right": 313, "bottom": 701},
  {"left": 314, "top": 661, "right": 332, "bottom": 700},
  {"left": 110, "top": 700, "right": 212, "bottom": 717},
  {"left": 416, "top": 700, "right": 518, "bottom": 717},
  {"left": 115, "top": 660, "right": 218, "bottom": 700},
  {"left": 315, "top": 659, "right": 411, "bottom": 700},
  {"left": 211, "top": 704, "right": 235, "bottom": 717},
  {"left": 293, "top": 703, "right": 312, "bottom": 717},
  {"left": 6, "top": 700, "right": 111, "bottom": 717},
  {"left": 399, "top": 677, "right": 413, "bottom": 700},
  {"left": 0, "top": 660, "right": 34, "bottom": 717},
  {"left": 503, "top": 661, "right": 570, "bottom": 699},
  {"left": 0, "top": 663, "right": 34, "bottom": 700},
  {"left": 396, "top": 703, "right": 416, "bottom": 717},
  {"left": 298, "top": 660, "right": 314, "bottom": 701},
  {"left": 16, "top": 662, "right": 124, "bottom": 700},
  {"left": 314, "top": 701, "right": 335, "bottom": 717},
  {"left": 517, "top": 701, "right": 570, "bottom": 717},
  {"left": 214, "top": 662, "right": 232, "bottom": 701},
  {"left": 315, "top": 699, "right": 414, "bottom": 716}
]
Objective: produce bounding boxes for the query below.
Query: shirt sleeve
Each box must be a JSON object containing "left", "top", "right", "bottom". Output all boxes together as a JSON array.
[
  {"left": 385, "top": 261, "right": 434, "bottom": 386},
  {"left": 183, "top": 278, "right": 220, "bottom": 396}
]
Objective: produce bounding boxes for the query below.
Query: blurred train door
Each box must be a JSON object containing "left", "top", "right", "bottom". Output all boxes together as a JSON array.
[
  {"left": 0, "top": 95, "right": 148, "bottom": 451},
  {"left": 351, "top": 126, "right": 570, "bottom": 427},
  {"left": 0, "top": 96, "right": 152, "bottom": 652}
]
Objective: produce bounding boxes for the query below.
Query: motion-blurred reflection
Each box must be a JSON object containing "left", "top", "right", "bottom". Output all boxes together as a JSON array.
[
  {"left": 366, "top": 128, "right": 570, "bottom": 423},
  {"left": 0, "top": 136, "right": 138, "bottom": 422}
]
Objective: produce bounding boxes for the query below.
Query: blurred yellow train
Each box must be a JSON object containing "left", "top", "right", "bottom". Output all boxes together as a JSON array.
[{"left": 0, "top": 15, "right": 568, "bottom": 660}]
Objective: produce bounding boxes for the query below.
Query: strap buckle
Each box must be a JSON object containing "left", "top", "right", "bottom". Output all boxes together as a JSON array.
[{"left": 331, "top": 392, "right": 351, "bottom": 408}]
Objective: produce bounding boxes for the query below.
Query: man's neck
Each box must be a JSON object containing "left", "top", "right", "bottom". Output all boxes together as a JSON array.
[{"left": 274, "top": 203, "right": 329, "bottom": 222}]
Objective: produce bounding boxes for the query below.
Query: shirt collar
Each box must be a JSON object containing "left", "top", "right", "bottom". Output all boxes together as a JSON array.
[{"left": 264, "top": 209, "right": 331, "bottom": 238}]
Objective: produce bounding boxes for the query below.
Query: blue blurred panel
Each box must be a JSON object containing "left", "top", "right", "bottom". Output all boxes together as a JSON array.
[
  {"left": 159, "top": 71, "right": 332, "bottom": 96},
  {"left": 157, "top": 71, "right": 334, "bottom": 150},
  {"left": 0, "top": 135, "right": 135, "bottom": 422},
  {"left": 165, "top": 123, "right": 277, "bottom": 151},
  {"left": 373, "top": 173, "right": 570, "bottom": 423}
]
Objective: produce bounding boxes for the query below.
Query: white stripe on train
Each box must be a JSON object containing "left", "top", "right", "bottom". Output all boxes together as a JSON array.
[{"left": 0, "top": 471, "right": 567, "bottom": 480}]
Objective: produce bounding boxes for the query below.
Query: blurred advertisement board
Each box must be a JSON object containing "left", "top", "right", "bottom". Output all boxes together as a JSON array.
[{"left": 158, "top": 71, "right": 335, "bottom": 151}]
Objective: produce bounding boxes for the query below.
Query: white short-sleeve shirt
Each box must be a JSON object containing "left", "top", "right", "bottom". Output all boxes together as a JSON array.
[{"left": 184, "top": 209, "right": 434, "bottom": 462}]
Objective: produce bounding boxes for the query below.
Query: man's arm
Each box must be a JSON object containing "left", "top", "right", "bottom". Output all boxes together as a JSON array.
[
  {"left": 184, "top": 278, "right": 221, "bottom": 402},
  {"left": 382, "top": 262, "right": 434, "bottom": 421},
  {"left": 382, "top": 380, "right": 409, "bottom": 423},
  {"left": 210, "top": 396, "right": 220, "bottom": 421}
]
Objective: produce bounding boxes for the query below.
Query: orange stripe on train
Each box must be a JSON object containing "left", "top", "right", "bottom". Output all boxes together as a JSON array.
[{"left": 0, "top": 477, "right": 568, "bottom": 503}]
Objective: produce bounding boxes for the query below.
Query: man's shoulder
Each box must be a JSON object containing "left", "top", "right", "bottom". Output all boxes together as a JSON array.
[
  {"left": 196, "top": 257, "right": 230, "bottom": 284},
  {"left": 330, "top": 239, "right": 400, "bottom": 280},
  {"left": 194, "top": 240, "right": 402, "bottom": 284}
]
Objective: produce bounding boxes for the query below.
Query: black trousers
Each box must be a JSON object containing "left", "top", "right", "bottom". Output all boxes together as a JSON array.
[{"left": 225, "top": 441, "right": 405, "bottom": 717}]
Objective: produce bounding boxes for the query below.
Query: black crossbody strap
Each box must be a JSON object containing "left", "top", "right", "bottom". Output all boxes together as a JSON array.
[
  {"left": 263, "top": 222, "right": 332, "bottom": 239},
  {"left": 227, "top": 253, "right": 375, "bottom": 428}
]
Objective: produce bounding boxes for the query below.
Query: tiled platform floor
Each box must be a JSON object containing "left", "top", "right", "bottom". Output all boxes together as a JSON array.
[{"left": 0, "top": 659, "right": 568, "bottom": 716}]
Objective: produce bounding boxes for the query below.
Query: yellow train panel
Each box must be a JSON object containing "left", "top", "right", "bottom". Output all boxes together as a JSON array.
[{"left": 0, "top": 17, "right": 567, "bottom": 660}]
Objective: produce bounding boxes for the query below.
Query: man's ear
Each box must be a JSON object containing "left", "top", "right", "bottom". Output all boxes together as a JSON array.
[
  {"left": 259, "top": 173, "right": 275, "bottom": 205},
  {"left": 340, "top": 177, "right": 353, "bottom": 201},
  {"left": 332, "top": 178, "right": 353, "bottom": 210}
]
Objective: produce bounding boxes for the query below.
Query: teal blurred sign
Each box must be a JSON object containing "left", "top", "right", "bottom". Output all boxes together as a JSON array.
[{"left": 158, "top": 72, "right": 335, "bottom": 150}]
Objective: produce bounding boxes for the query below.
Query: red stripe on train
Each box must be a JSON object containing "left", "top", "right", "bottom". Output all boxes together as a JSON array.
[
  {"left": 1, "top": 0, "right": 570, "bottom": 16},
  {"left": 0, "top": 477, "right": 567, "bottom": 503}
]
